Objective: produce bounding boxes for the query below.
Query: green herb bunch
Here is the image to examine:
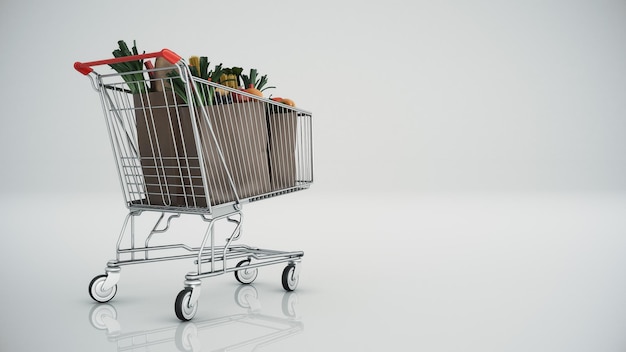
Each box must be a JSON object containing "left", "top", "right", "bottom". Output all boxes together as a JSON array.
[
  {"left": 168, "top": 61, "right": 224, "bottom": 105},
  {"left": 109, "top": 40, "right": 148, "bottom": 93},
  {"left": 241, "top": 68, "right": 275, "bottom": 91}
]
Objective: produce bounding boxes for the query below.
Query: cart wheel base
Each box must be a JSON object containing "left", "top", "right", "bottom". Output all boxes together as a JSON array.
[
  {"left": 281, "top": 264, "right": 299, "bottom": 292},
  {"left": 89, "top": 274, "right": 118, "bottom": 303},
  {"left": 175, "top": 287, "right": 199, "bottom": 321}
]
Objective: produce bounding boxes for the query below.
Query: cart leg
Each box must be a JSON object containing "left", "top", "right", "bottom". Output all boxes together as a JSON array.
[
  {"left": 186, "top": 279, "right": 202, "bottom": 306},
  {"left": 102, "top": 266, "right": 121, "bottom": 291}
]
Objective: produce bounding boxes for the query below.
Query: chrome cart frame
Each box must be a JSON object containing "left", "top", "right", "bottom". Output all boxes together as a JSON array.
[{"left": 75, "top": 49, "right": 313, "bottom": 321}]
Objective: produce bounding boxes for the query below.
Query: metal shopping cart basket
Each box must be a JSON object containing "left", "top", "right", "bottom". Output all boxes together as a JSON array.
[{"left": 74, "top": 49, "right": 313, "bottom": 321}]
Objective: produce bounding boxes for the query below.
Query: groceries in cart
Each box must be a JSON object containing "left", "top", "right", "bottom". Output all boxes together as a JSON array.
[
  {"left": 76, "top": 39, "right": 313, "bottom": 208},
  {"left": 75, "top": 40, "right": 313, "bottom": 321}
]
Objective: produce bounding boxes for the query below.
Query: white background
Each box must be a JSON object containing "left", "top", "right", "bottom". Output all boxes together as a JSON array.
[{"left": 1, "top": 0, "right": 626, "bottom": 351}]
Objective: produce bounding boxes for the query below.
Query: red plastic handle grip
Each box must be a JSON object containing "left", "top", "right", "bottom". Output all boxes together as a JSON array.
[{"left": 74, "top": 48, "right": 181, "bottom": 75}]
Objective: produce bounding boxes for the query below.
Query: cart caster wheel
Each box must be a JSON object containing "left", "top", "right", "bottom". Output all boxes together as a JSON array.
[
  {"left": 234, "top": 260, "right": 258, "bottom": 284},
  {"left": 281, "top": 264, "right": 299, "bottom": 291},
  {"left": 89, "top": 274, "right": 118, "bottom": 303},
  {"left": 175, "top": 288, "right": 199, "bottom": 321}
]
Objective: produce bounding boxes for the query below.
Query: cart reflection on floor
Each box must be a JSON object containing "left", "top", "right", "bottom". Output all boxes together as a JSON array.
[{"left": 89, "top": 286, "right": 302, "bottom": 352}]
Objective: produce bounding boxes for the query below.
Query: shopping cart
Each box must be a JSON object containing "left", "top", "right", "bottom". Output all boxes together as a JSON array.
[{"left": 74, "top": 49, "right": 313, "bottom": 321}]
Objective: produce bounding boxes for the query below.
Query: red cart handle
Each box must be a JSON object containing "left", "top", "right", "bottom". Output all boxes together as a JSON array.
[{"left": 74, "top": 48, "right": 181, "bottom": 75}]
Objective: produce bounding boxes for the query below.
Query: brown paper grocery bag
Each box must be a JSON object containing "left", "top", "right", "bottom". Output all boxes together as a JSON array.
[
  {"left": 198, "top": 101, "right": 272, "bottom": 203},
  {"left": 135, "top": 92, "right": 271, "bottom": 207},
  {"left": 267, "top": 109, "right": 297, "bottom": 191},
  {"left": 134, "top": 91, "right": 203, "bottom": 207}
]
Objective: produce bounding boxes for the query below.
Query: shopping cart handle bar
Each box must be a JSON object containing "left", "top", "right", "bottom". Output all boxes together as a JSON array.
[{"left": 74, "top": 48, "right": 181, "bottom": 75}]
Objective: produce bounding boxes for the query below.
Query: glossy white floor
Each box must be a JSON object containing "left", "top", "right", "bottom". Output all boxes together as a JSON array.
[{"left": 2, "top": 191, "right": 626, "bottom": 351}]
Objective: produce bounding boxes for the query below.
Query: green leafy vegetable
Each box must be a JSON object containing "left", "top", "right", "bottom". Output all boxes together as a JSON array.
[
  {"left": 241, "top": 68, "right": 275, "bottom": 91},
  {"left": 108, "top": 40, "right": 148, "bottom": 94}
]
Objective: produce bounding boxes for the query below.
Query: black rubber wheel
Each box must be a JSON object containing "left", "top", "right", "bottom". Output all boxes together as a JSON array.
[
  {"left": 281, "top": 264, "right": 299, "bottom": 291},
  {"left": 234, "top": 260, "right": 258, "bottom": 284},
  {"left": 175, "top": 288, "right": 198, "bottom": 321},
  {"left": 89, "top": 274, "right": 117, "bottom": 303}
]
